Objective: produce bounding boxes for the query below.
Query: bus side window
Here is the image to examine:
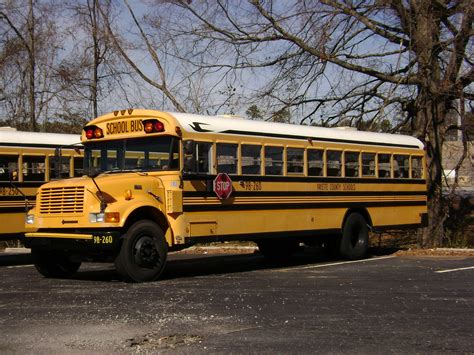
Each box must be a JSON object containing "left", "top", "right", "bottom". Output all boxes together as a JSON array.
[
  {"left": 74, "top": 157, "right": 84, "bottom": 177},
  {"left": 23, "top": 156, "right": 45, "bottom": 182},
  {"left": 307, "top": 149, "right": 323, "bottom": 176},
  {"left": 265, "top": 146, "right": 283, "bottom": 176},
  {"left": 378, "top": 154, "right": 391, "bottom": 178},
  {"left": 287, "top": 148, "right": 304, "bottom": 174},
  {"left": 411, "top": 156, "right": 423, "bottom": 179},
  {"left": 362, "top": 153, "right": 376, "bottom": 177},
  {"left": 394, "top": 155, "right": 409, "bottom": 178},
  {"left": 196, "top": 142, "right": 212, "bottom": 174},
  {"left": 241, "top": 144, "right": 262, "bottom": 175},
  {"left": 327, "top": 150, "right": 342, "bottom": 177},
  {"left": 217, "top": 143, "right": 238, "bottom": 174},
  {"left": 49, "top": 156, "right": 71, "bottom": 180},
  {"left": 0, "top": 155, "right": 19, "bottom": 181},
  {"left": 344, "top": 151, "right": 360, "bottom": 177}
]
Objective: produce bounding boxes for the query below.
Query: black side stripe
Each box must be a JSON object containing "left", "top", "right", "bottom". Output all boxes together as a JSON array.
[
  {"left": 0, "top": 207, "right": 30, "bottom": 213},
  {"left": 183, "top": 200, "right": 426, "bottom": 212},
  {"left": 0, "top": 182, "right": 44, "bottom": 188},
  {"left": 184, "top": 190, "right": 427, "bottom": 198},
  {"left": 221, "top": 130, "right": 421, "bottom": 149},
  {"left": 0, "top": 196, "right": 36, "bottom": 201}
]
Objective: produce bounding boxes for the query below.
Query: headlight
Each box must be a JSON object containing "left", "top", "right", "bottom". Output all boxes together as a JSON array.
[
  {"left": 25, "top": 214, "right": 35, "bottom": 225},
  {"left": 89, "top": 212, "right": 120, "bottom": 223},
  {"left": 90, "top": 213, "right": 105, "bottom": 223}
]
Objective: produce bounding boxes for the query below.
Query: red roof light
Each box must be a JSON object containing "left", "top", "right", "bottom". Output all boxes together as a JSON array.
[
  {"left": 83, "top": 125, "right": 103, "bottom": 139},
  {"left": 143, "top": 119, "right": 165, "bottom": 133}
]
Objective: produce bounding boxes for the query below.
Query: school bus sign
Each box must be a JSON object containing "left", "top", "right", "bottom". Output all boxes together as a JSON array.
[{"left": 213, "top": 173, "right": 233, "bottom": 200}]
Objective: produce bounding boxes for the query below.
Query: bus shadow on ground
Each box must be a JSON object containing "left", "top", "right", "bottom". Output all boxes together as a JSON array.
[
  {"left": 0, "top": 253, "right": 33, "bottom": 267},
  {"left": 71, "top": 246, "right": 398, "bottom": 283}
]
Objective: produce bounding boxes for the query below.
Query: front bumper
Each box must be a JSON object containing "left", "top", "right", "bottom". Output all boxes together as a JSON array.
[{"left": 24, "top": 230, "right": 122, "bottom": 256}]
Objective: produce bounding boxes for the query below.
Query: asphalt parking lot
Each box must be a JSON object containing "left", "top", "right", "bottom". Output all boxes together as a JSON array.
[{"left": 0, "top": 248, "right": 473, "bottom": 353}]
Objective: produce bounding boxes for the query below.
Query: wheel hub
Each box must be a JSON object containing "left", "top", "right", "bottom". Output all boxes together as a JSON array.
[{"left": 134, "top": 236, "right": 159, "bottom": 268}]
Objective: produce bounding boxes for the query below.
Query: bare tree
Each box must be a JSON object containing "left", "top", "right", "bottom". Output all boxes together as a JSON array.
[
  {"left": 0, "top": 0, "right": 66, "bottom": 131},
  {"left": 0, "top": 0, "right": 37, "bottom": 130},
  {"left": 96, "top": 0, "right": 186, "bottom": 112},
  {"left": 58, "top": 0, "right": 129, "bottom": 120},
  {"left": 161, "top": 0, "right": 473, "bottom": 246}
]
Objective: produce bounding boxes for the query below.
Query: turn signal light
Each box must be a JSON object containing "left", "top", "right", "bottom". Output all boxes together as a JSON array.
[
  {"left": 84, "top": 125, "right": 103, "bottom": 139},
  {"left": 105, "top": 212, "right": 120, "bottom": 223},
  {"left": 143, "top": 119, "right": 165, "bottom": 133}
]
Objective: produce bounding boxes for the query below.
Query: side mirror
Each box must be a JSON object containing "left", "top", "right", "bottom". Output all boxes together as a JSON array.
[{"left": 183, "top": 140, "right": 196, "bottom": 173}]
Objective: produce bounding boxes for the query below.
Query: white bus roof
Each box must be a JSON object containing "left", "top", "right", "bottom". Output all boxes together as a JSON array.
[
  {"left": 169, "top": 112, "right": 424, "bottom": 150},
  {"left": 0, "top": 130, "right": 81, "bottom": 147}
]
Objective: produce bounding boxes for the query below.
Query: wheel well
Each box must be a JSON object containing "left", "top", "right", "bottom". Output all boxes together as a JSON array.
[
  {"left": 123, "top": 206, "right": 168, "bottom": 234},
  {"left": 342, "top": 208, "right": 372, "bottom": 230}
]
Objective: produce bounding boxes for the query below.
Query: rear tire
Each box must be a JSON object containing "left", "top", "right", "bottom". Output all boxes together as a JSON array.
[
  {"left": 32, "top": 249, "right": 81, "bottom": 278},
  {"left": 340, "top": 213, "right": 369, "bottom": 260},
  {"left": 115, "top": 220, "right": 168, "bottom": 283},
  {"left": 257, "top": 239, "right": 299, "bottom": 262}
]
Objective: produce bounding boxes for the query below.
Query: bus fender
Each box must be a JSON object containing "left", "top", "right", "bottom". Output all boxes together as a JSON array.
[
  {"left": 341, "top": 208, "right": 372, "bottom": 231},
  {"left": 120, "top": 204, "right": 172, "bottom": 246}
]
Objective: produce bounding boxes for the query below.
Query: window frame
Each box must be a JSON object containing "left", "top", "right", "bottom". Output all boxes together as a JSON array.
[
  {"left": 361, "top": 152, "right": 376, "bottom": 177},
  {"left": 307, "top": 148, "right": 325, "bottom": 177},
  {"left": 344, "top": 151, "right": 360, "bottom": 178},
  {"left": 286, "top": 147, "right": 305, "bottom": 175},
  {"left": 377, "top": 153, "right": 392, "bottom": 179},
  {"left": 264, "top": 145, "right": 284, "bottom": 176},
  {"left": 326, "top": 149, "right": 343, "bottom": 177},
  {"left": 241, "top": 144, "right": 262, "bottom": 176},
  {"left": 216, "top": 142, "right": 238, "bottom": 175}
]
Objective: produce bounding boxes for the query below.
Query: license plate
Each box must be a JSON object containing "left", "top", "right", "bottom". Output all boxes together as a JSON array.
[{"left": 92, "top": 235, "right": 114, "bottom": 245}]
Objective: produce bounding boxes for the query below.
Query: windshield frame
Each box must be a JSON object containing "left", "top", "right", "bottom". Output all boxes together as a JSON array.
[{"left": 83, "top": 136, "right": 180, "bottom": 175}]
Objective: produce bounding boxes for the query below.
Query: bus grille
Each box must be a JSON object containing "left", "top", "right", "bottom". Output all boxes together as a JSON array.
[{"left": 39, "top": 186, "right": 85, "bottom": 214}]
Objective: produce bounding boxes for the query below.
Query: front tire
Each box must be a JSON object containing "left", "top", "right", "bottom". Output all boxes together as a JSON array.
[
  {"left": 340, "top": 213, "right": 369, "bottom": 260},
  {"left": 32, "top": 249, "right": 81, "bottom": 278},
  {"left": 115, "top": 220, "right": 168, "bottom": 283}
]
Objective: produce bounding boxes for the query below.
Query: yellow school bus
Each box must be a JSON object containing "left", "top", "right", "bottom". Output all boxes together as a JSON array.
[
  {"left": 24, "top": 109, "right": 427, "bottom": 282},
  {"left": 0, "top": 128, "right": 82, "bottom": 240}
]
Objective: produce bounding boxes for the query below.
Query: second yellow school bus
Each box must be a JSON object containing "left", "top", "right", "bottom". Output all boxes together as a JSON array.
[
  {"left": 0, "top": 128, "right": 82, "bottom": 241},
  {"left": 24, "top": 109, "right": 427, "bottom": 282}
]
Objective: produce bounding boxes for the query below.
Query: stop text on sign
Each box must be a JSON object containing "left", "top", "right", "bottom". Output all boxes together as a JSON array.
[{"left": 213, "top": 173, "right": 233, "bottom": 200}]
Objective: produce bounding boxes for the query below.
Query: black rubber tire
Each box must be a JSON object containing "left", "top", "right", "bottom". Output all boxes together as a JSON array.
[
  {"left": 115, "top": 220, "right": 168, "bottom": 283},
  {"left": 257, "top": 239, "right": 299, "bottom": 262},
  {"left": 340, "top": 213, "right": 369, "bottom": 260},
  {"left": 32, "top": 249, "right": 81, "bottom": 278}
]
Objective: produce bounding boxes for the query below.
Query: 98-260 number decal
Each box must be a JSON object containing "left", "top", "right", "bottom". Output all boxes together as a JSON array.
[
  {"left": 93, "top": 235, "right": 113, "bottom": 244},
  {"left": 240, "top": 181, "right": 262, "bottom": 191}
]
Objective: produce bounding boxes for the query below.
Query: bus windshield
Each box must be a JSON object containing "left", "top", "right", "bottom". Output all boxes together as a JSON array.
[{"left": 84, "top": 136, "right": 179, "bottom": 175}]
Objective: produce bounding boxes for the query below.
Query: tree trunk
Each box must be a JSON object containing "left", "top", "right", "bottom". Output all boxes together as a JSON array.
[
  {"left": 416, "top": 94, "right": 448, "bottom": 247},
  {"left": 91, "top": 0, "right": 99, "bottom": 118},
  {"left": 27, "top": 0, "right": 36, "bottom": 131}
]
